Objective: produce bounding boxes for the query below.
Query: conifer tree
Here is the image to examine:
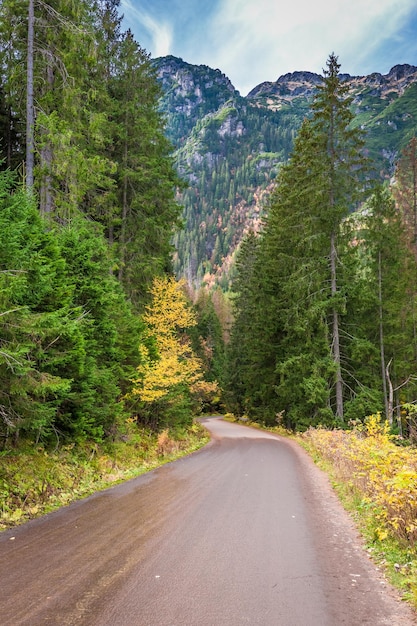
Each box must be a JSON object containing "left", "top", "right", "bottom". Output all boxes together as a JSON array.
[
  {"left": 311, "top": 53, "right": 367, "bottom": 419},
  {"left": 355, "top": 187, "right": 417, "bottom": 424},
  {"left": 0, "top": 169, "right": 74, "bottom": 442},
  {"left": 393, "top": 136, "right": 417, "bottom": 258},
  {"left": 26, "top": 0, "right": 34, "bottom": 189},
  {"left": 227, "top": 55, "right": 369, "bottom": 428},
  {"left": 226, "top": 231, "right": 279, "bottom": 419},
  {"left": 191, "top": 288, "right": 226, "bottom": 385},
  {"left": 252, "top": 120, "right": 335, "bottom": 427},
  {"left": 0, "top": 169, "right": 143, "bottom": 445},
  {"left": 109, "top": 30, "right": 183, "bottom": 306}
]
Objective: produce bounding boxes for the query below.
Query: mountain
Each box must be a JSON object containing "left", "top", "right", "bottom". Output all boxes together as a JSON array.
[{"left": 153, "top": 57, "right": 417, "bottom": 289}]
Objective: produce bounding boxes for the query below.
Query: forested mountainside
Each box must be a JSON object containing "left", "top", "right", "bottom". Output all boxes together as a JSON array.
[{"left": 154, "top": 57, "right": 417, "bottom": 288}]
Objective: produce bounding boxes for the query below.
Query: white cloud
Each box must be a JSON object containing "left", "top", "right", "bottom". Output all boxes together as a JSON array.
[
  {"left": 120, "top": 0, "right": 417, "bottom": 95},
  {"left": 121, "top": 0, "right": 173, "bottom": 56},
  {"left": 206, "top": 0, "right": 416, "bottom": 93}
]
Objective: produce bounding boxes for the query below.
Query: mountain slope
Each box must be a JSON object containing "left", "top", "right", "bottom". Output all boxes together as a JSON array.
[{"left": 153, "top": 57, "right": 417, "bottom": 289}]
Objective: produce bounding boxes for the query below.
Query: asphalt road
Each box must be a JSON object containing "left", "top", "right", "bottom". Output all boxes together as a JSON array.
[{"left": 0, "top": 417, "right": 415, "bottom": 625}]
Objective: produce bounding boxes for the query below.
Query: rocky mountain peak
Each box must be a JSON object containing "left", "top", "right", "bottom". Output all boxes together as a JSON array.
[
  {"left": 154, "top": 55, "right": 237, "bottom": 99},
  {"left": 344, "top": 64, "right": 417, "bottom": 98},
  {"left": 246, "top": 64, "right": 417, "bottom": 108},
  {"left": 246, "top": 70, "right": 322, "bottom": 100},
  {"left": 276, "top": 70, "right": 322, "bottom": 84},
  {"left": 387, "top": 64, "right": 417, "bottom": 80},
  {"left": 153, "top": 56, "right": 240, "bottom": 146}
]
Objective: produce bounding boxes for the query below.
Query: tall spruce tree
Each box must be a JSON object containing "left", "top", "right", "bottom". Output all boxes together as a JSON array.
[
  {"left": 227, "top": 55, "right": 369, "bottom": 429},
  {"left": 0, "top": 1, "right": 186, "bottom": 444},
  {"left": 0, "top": 0, "right": 27, "bottom": 171},
  {"left": 0, "top": 168, "right": 145, "bottom": 444},
  {"left": 108, "top": 29, "right": 183, "bottom": 306},
  {"left": 311, "top": 53, "right": 367, "bottom": 419},
  {"left": 0, "top": 0, "right": 115, "bottom": 212},
  {"left": 358, "top": 187, "right": 417, "bottom": 425},
  {"left": 225, "top": 232, "right": 265, "bottom": 416},
  {"left": 393, "top": 136, "right": 417, "bottom": 258}
]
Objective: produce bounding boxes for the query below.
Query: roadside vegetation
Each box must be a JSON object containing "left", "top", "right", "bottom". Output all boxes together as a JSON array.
[
  {"left": 300, "top": 414, "right": 417, "bottom": 608},
  {"left": 0, "top": 422, "right": 209, "bottom": 531},
  {"left": 0, "top": 0, "right": 223, "bottom": 536}
]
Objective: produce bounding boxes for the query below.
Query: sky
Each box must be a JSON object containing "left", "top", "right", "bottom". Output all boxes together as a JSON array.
[{"left": 120, "top": 0, "right": 417, "bottom": 96}]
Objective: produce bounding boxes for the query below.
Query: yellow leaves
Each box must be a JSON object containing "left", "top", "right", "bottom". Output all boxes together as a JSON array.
[
  {"left": 144, "top": 276, "right": 196, "bottom": 337},
  {"left": 133, "top": 347, "right": 199, "bottom": 402},
  {"left": 132, "top": 276, "right": 203, "bottom": 404},
  {"left": 190, "top": 379, "right": 220, "bottom": 407},
  {"left": 363, "top": 412, "right": 392, "bottom": 442},
  {"left": 376, "top": 528, "right": 388, "bottom": 541},
  {"left": 302, "top": 418, "right": 417, "bottom": 545}
]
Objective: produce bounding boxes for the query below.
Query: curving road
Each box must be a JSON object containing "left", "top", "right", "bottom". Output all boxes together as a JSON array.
[{"left": 0, "top": 417, "right": 415, "bottom": 625}]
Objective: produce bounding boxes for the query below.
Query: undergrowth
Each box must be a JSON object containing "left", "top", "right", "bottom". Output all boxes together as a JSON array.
[
  {"left": 299, "top": 413, "right": 417, "bottom": 608},
  {"left": 0, "top": 421, "right": 209, "bottom": 531}
]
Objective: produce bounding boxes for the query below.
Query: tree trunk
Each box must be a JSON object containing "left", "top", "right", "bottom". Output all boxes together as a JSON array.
[
  {"left": 26, "top": 0, "right": 35, "bottom": 190},
  {"left": 386, "top": 358, "right": 394, "bottom": 427},
  {"left": 385, "top": 359, "right": 394, "bottom": 425},
  {"left": 330, "top": 230, "right": 343, "bottom": 420},
  {"left": 378, "top": 250, "right": 389, "bottom": 420}
]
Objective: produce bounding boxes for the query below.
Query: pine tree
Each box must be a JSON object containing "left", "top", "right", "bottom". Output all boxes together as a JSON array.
[
  {"left": 0, "top": 0, "right": 27, "bottom": 171},
  {"left": 191, "top": 288, "right": 226, "bottom": 385},
  {"left": 225, "top": 231, "right": 276, "bottom": 418},
  {"left": 0, "top": 170, "right": 73, "bottom": 442},
  {"left": 253, "top": 120, "right": 335, "bottom": 428},
  {"left": 0, "top": 169, "right": 144, "bottom": 445},
  {"left": 26, "top": 0, "right": 35, "bottom": 189},
  {"left": 393, "top": 136, "right": 417, "bottom": 258},
  {"left": 226, "top": 55, "right": 369, "bottom": 428},
  {"left": 0, "top": 0, "right": 115, "bottom": 213},
  {"left": 354, "top": 187, "right": 417, "bottom": 425},
  {"left": 311, "top": 53, "right": 367, "bottom": 419},
  {"left": 108, "top": 30, "right": 183, "bottom": 306}
]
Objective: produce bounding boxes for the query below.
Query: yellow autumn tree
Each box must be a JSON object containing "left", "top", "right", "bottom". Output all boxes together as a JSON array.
[{"left": 132, "top": 276, "right": 206, "bottom": 425}]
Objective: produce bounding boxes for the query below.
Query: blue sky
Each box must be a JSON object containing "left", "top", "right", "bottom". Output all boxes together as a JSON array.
[{"left": 120, "top": 0, "right": 417, "bottom": 96}]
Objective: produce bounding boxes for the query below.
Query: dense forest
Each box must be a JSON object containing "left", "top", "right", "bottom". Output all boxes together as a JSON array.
[
  {"left": 0, "top": 0, "right": 223, "bottom": 448},
  {"left": 226, "top": 56, "right": 417, "bottom": 435},
  {"left": 1, "top": 0, "right": 417, "bottom": 452}
]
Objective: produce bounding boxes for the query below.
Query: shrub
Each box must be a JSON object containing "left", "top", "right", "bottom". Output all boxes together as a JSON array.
[{"left": 302, "top": 413, "right": 417, "bottom": 545}]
